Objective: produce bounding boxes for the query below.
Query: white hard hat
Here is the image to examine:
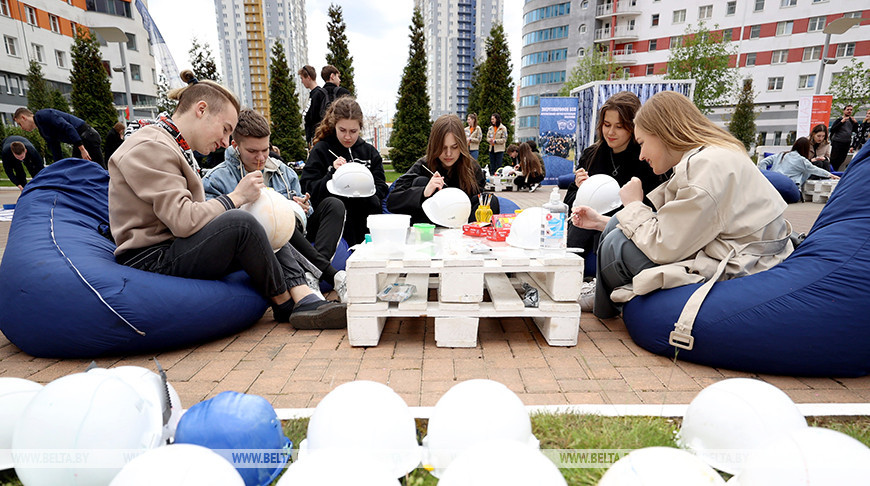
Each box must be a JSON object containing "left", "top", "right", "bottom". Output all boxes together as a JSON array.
[
  {"left": 109, "top": 443, "right": 245, "bottom": 486},
  {"left": 242, "top": 187, "right": 296, "bottom": 251},
  {"left": 327, "top": 162, "right": 376, "bottom": 198},
  {"left": 677, "top": 378, "right": 807, "bottom": 475},
  {"left": 87, "top": 365, "right": 183, "bottom": 444},
  {"left": 12, "top": 372, "right": 164, "bottom": 486},
  {"left": 299, "top": 380, "right": 421, "bottom": 478},
  {"left": 573, "top": 174, "right": 621, "bottom": 214},
  {"left": 730, "top": 427, "right": 870, "bottom": 485},
  {"left": 421, "top": 379, "right": 539, "bottom": 478},
  {"left": 438, "top": 440, "right": 567, "bottom": 486},
  {"left": 0, "top": 378, "right": 43, "bottom": 470},
  {"left": 277, "top": 450, "right": 400, "bottom": 486},
  {"left": 599, "top": 447, "right": 726, "bottom": 486},
  {"left": 422, "top": 188, "right": 472, "bottom": 228},
  {"left": 505, "top": 207, "right": 545, "bottom": 250}
]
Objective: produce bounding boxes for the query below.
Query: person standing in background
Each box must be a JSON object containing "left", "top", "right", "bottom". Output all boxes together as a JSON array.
[
  {"left": 853, "top": 111, "right": 870, "bottom": 152},
  {"left": 104, "top": 122, "right": 126, "bottom": 162},
  {"left": 486, "top": 113, "right": 507, "bottom": 173},
  {"left": 465, "top": 113, "right": 481, "bottom": 160},
  {"left": 829, "top": 105, "right": 857, "bottom": 171},
  {"left": 1, "top": 136, "right": 44, "bottom": 189},
  {"left": 13, "top": 107, "right": 105, "bottom": 169},
  {"left": 299, "top": 65, "right": 327, "bottom": 146}
]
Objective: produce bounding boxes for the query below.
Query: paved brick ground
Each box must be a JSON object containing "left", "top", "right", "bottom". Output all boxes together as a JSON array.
[{"left": 3, "top": 186, "right": 868, "bottom": 410}]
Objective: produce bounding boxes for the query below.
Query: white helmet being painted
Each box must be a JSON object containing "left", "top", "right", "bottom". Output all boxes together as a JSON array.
[
  {"left": 327, "top": 162, "right": 376, "bottom": 198},
  {"left": 422, "top": 188, "right": 472, "bottom": 228},
  {"left": 677, "top": 378, "right": 807, "bottom": 475},
  {"left": 505, "top": 207, "right": 545, "bottom": 250},
  {"left": 573, "top": 174, "right": 621, "bottom": 214},
  {"left": 12, "top": 372, "right": 164, "bottom": 486},
  {"left": 438, "top": 440, "right": 566, "bottom": 486},
  {"left": 599, "top": 447, "right": 726, "bottom": 485},
  {"left": 422, "top": 379, "right": 539, "bottom": 478},
  {"left": 109, "top": 444, "right": 245, "bottom": 486},
  {"left": 0, "top": 378, "right": 43, "bottom": 470},
  {"left": 242, "top": 187, "right": 297, "bottom": 251}
]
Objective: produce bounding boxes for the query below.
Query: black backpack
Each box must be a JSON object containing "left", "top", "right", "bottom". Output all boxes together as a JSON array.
[{"left": 320, "top": 85, "right": 338, "bottom": 119}]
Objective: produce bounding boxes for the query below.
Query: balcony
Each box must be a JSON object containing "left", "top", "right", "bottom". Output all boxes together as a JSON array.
[
  {"left": 595, "top": 2, "right": 642, "bottom": 19},
  {"left": 594, "top": 25, "right": 639, "bottom": 43},
  {"left": 611, "top": 48, "right": 637, "bottom": 65}
]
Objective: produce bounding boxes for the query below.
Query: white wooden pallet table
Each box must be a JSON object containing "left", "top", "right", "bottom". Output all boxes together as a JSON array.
[{"left": 345, "top": 232, "right": 583, "bottom": 348}]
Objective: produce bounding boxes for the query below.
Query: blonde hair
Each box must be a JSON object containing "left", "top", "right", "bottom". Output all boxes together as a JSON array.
[
  {"left": 426, "top": 114, "right": 480, "bottom": 195},
  {"left": 634, "top": 91, "right": 744, "bottom": 154},
  {"left": 311, "top": 96, "right": 364, "bottom": 147},
  {"left": 167, "top": 70, "right": 240, "bottom": 117}
]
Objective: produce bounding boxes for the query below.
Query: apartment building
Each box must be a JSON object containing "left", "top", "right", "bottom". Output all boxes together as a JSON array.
[{"left": 0, "top": 0, "right": 160, "bottom": 125}]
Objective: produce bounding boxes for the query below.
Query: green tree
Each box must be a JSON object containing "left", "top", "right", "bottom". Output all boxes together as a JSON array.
[
  {"left": 389, "top": 7, "right": 431, "bottom": 173},
  {"left": 69, "top": 27, "right": 118, "bottom": 138},
  {"left": 325, "top": 4, "right": 355, "bottom": 96},
  {"left": 559, "top": 47, "right": 621, "bottom": 95},
  {"left": 155, "top": 74, "right": 177, "bottom": 114},
  {"left": 666, "top": 22, "right": 737, "bottom": 114},
  {"left": 26, "top": 60, "right": 52, "bottom": 112},
  {"left": 466, "top": 61, "right": 483, "bottom": 120},
  {"left": 189, "top": 37, "right": 221, "bottom": 82},
  {"left": 472, "top": 24, "right": 515, "bottom": 168},
  {"left": 50, "top": 89, "right": 70, "bottom": 113},
  {"left": 727, "top": 79, "right": 758, "bottom": 151},
  {"left": 827, "top": 59, "right": 870, "bottom": 113},
  {"left": 269, "top": 41, "right": 306, "bottom": 162}
]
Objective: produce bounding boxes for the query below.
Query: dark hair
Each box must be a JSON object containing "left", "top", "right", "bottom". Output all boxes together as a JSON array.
[
  {"left": 792, "top": 137, "right": 811, "bottom": 159},
  {"left": 490, "top": 113, "right": 502, "bottom": 127},
  {"left": 13, "top": 107, "right": 32, "bottom": 120},
  {"left": 810, "top": 123, "right": 828, "bottom": 143},
  {"left": 585, "top": 91, "right": 641, "bottom": 169},
  {"left": 9, "top": 141, "right": 26, "bottom": 156},
  {"left": 527, "top": 139, "right": 538, "bottom": 151},
  {"left": 427, "top": 114, "right": 480, "bottom": 195},
  {"left": 321, "top": 65, "right": 339, "bottom": 83},
  {"left": 517, "top": 142, "right": 543, "bottom": 178},
  {"left": 113, "top": 121, "right": 125, "bottom": 134},
  {"left": 298, "top": 65, "right": 316, "bottom": 80},
  {"left": 467, "top": 113, "right": 477, "bottom": 127},
  {"left": 311, "top": 96, "right": 364, "bottom": 147},
  {"left": 506, "top": 144, "right": 519, "bottom": 154},
  {"left": 168, "top": 70, "right": 240, "bottom": 117},
  {"left": 233, "top": 108, "right": 270, "bottom": 141}
]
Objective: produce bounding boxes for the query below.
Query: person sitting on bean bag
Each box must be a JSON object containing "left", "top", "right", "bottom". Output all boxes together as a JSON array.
[{"left": 759, "top": 136, "right": 839, "bottom": 189}]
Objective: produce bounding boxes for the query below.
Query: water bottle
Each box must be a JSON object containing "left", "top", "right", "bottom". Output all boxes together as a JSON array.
[{"left": 541, "top": 187, "right": 568, "bottom": 250}]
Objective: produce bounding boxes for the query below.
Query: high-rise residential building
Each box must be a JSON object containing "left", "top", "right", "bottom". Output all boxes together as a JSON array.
[
  {"left": 214, "top": 0, "right": 307, "bottom": 121},
  {"left": 0, "top": 0, "right": 160, "bottom": 125},
  {"left": 417, "top": 0, "right": 504, "bottom": 120},
  {"left": 517, "top": 0, "right": 596, "bottom": 141}
]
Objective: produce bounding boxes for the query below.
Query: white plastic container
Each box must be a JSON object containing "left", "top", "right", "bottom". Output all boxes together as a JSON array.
[
  {"left": 367, "top": 214, "right": 411, "bottom": 249},
  {"left": 540, "top": 187, "right": 568, "bottom": 250}
]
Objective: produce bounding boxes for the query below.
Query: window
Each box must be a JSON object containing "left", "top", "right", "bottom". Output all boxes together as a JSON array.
[
  {"left": 126, "top": 33, "right": 137, "bottom": 51},
  {"left": 771, "top": 49, "right": 788, "bottom": 64},
  {"left": 518, "top": 115, "right": 539, "bottom": 128},
  {"left": 649, "top": 39, "right": 657, "bottom": 51},
  {"left": 4, "top": 35, "right": 18, "bottom": 57},
  {"left": 726, "top": 1, "right": 736, "bottom": 15},
  {"left": 836, "top": 43, "right": 855, "bottom": 58},
  {"left": 0, "top": 0, "right": 9, "bottom": 16},
  {"left": 646, "top": 64, "right": 655, "bottom": 75},
  {"left": 651, "top": 14, "right": 659, "bottom": 27},
  {"left": 520, "top": 71, "right": 566, "bottom": 87},
  {"left": 577, "top": 47, "right": 585, "bottom": 56},
  {"left": 670, "top": 35, "right": 682, "bottom": 48},
  {"left": 130, "top": 64, "right": 141, "bottom": 81},
  {"left": 808, "top": 16, "right": 825, "bottom": 32},
  {"left": 32, "top": 43, "right": 44, "bottom": 63},
  {"left": 519, "top": 95, "right": 539, "bottom": 107},
  {"left": 9, "top": 75, "right": 20, "bottom": 95},
  {"left": 579, "top": 24, "right": 586, "bottom": 33},
  {"left": 55, "top": 49, "right": 67, "bottom": 68},
  {"left": 798, "top": 74, "right": 816, "bottom": 89},
  {"left": 723, "top": 29, "right": 733, "bottom": 42},
  {"left": 780, "top": 0, "right": 796, "bottom": 6},
  {"left": 746, "top": 53, "right": 757, "bottom": 66},
  {"left": 773, "top": 131, "right": 782, "bottom": 146},
  {"left": 699, "top": 5, "right": 712, "bottom": 19},
  {"left": 24, "top": 5, "right": 37, "bottom": 25},
  {"left": 673, "top": 9, "right": 686, "bottom": 24},
  {"left": 803, "top": 46, "right": 821, "bottom": 61},
  {"left": 0, "top": 74, "right": 6, "bottom": 94},
  {"left": 845, "top": 11, "right": 861, "bottom": 19},
  {"left": 754, "top": 0, "right": 764, "bottom": 11},
  {"left": 750, "top": 25, "right": 761, "bottom": 38},
  {"left": 776, "top": 21, "right": 793, "bottom": 36},
  {"left": 767, "top": 77, "right": 784, "bottom": 91},
  {"left": 49, "top": 15, "right": 60, "bottom": 33}
]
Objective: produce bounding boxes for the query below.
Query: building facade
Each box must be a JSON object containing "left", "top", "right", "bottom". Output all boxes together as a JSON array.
[
  {"left": 417, "top": 0, "right": 503, "bottom": 120},
  {"left": 0, "top": 0, "right": 160, "bottom": 125},
  {"left": 517, "top": 0, "right": 597, "bottom": 142},
  {"left": 214, "top": 0, "right": 307, "bottom": 121}
]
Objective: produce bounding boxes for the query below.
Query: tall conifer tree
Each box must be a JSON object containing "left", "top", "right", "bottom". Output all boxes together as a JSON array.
[
  {"left": 471, "top": 24, "right": 515, "bottom": 168},
  {"left": 26, "top": 60, "right": 51, "bottom": 112},
  {"left": 326, "top": 4, "right": 356, "bottom": 96},
  {"left": 69, "top": 27, "right": 118, "bottom": 137},
  {"left": 269, "top": 41, "right": 307, "bottom": 162},
  {"left": 389, "top": 7, "right": 431, "bottom": 173},
  {"left": 188, "top": 37, "right": 221, "bottom": 82},
  {"left": 728, "top": 79, "right": 758, "bottom": 152}
]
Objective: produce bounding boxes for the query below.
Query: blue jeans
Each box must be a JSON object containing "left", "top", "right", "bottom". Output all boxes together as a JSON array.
[
  {"left": 470, "top": 149, "right": 479, "bottom": 161},
  {"left": 489, "top": 150, "right": 504, "bottom": 173},
  {"left": 594, "top": 216, "right": 656, "bottom": 318}
]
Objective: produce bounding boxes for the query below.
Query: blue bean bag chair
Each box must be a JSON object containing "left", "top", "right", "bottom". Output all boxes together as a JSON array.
[
  {"left": 760, "top": 169, "right": 801, "bottom": 204},
  {"left": 496, "top": 196, "right": 519, "bottom": 214},
  {"left": 622, "top": 142, "right": 870, "bottom": 377},
  {"left": 0, "top": 159, "right": 269, "bottom": 359},
  {"left": 557, "top": 173, "right": 575, "bottom": 190}
]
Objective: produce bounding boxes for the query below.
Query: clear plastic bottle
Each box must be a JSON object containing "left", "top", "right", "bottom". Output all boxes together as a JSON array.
[{"left": 541, "top": 187, "right": 568, "bottom": 250}]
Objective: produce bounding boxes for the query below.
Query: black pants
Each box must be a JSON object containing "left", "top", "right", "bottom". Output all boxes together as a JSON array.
[
  {"left": 74, "top": 125, "right": 105, "bottom": 170},
  {"left": 514, "top": 173, "right": 544, "bottom": 190},
  {"left": 2, "top": 157, "right": 28, "bottom": 187},
  {"left": 119, "top": 211, "right": 306, "bottom": 299},
  {"left": 333, "top": 193, "right": 382, "bottom": 246},
  {"left": 830, "top": 140, "right": 850, "bottom": 171},
  {"left": 289, "top": 196, "right": 346, "bottom": 283}
]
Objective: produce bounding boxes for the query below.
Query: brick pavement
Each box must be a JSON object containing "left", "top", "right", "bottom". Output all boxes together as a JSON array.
[{"left": 2, "top": 186, "right": 869, "bottom": 410}]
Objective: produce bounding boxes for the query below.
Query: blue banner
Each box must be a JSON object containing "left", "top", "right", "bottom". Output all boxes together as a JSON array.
[{"left": 539, "top": 98, "right": 579, "bottom": 184}]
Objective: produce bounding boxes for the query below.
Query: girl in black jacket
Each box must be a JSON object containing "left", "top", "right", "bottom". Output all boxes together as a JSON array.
[{"left": 301, "top": 97, "right": 389, "bottom": 245}]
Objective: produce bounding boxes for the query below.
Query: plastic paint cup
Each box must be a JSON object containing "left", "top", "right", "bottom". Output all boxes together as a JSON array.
[{"left": 413, "top": 223, "right": 435, "bottom": 242}]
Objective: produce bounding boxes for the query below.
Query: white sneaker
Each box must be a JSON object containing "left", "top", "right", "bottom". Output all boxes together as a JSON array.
[
  {"left": 529, "top": 183, "right": 540, "bottom": 193},
  {"left": 304, "top": 272, "right": 325, "bottom": 300},
  {"left": 333, "top": 270, "right": 348, "bottom": 303},
  {"left": 579, "top": 278, "right": 595, "bottom": 312}
]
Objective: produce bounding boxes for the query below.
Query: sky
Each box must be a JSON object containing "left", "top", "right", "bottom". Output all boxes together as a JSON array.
[{"left": 144, "top": 0, "right": 524, "bottom": 121}]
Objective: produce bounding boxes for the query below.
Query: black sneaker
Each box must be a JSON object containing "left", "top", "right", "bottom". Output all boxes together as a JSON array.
[{"left": 288, "top": 299, "right": 347, "bottom": 330}]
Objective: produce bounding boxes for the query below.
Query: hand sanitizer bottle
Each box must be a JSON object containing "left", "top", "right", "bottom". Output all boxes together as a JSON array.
[{"left": 541, "top": 187, "right": 568, "bottom": 250}]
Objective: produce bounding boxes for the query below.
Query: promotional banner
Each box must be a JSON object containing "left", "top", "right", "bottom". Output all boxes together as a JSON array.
[
  {"left": 797, "top": 95, "right": 833, "bottom": 136},
  {"left": 538, "top": 97, "right": 579, "bottom": 185}
]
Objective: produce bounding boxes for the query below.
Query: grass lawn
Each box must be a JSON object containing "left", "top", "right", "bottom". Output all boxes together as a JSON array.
[{"left": 1, "top": 413, "right": 868, "bottom": 485}]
